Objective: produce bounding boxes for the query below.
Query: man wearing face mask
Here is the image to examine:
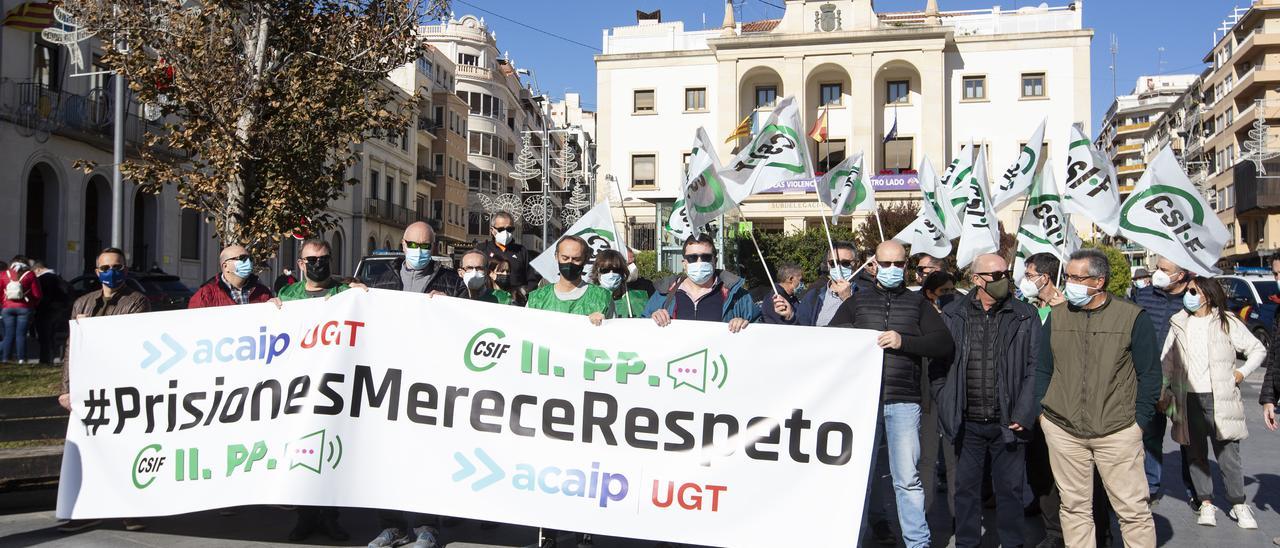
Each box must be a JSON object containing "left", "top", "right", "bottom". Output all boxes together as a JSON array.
[
  {"left": 1132, "top": 256, "right": 1193, "bottom": 505},
  {"left": 526, "top": 235, "right": 613, "bottom": 323},
  {"left": 1019, "top": 253, "right": 1067, "bottom": 323},
  {"left": 798, "top": 242, "right": 859, "bottom": 327},
  {"left": 760, "top": 262, "right": 803, "bottom": 325},
  {"left": 1129, "top": 268, "right": 1152, "bottom": 298},
  {"left": 937, "top": 254, "right": 1041, "bottom": 548},
  {"left": 55, "top": 247, "right": 150, "bottom": 534},
  {"left": 1036, "top": 249, "right": 1159, "bottom": 548},
  {"left": 188, "top": 245, "right": 273, "bottom": 308},
  {"left": 645, "top": 234, "right": 760, "bottom": 332},
  {"left": 477, "top": 211, "right": 541, "bottom": 292},
  {"left": 457, "top": 250, "right": 499, "bottom": 302},
  {"left": 369, "top": 222, "right": 464, "bottom": 297},
  {"left": 828, "top": 240, "right": 954, "bottom": 548}
]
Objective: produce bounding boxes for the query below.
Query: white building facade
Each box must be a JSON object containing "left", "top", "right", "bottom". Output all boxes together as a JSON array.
[{"left": 596, "top": 0, "right": 1092, "bottom": 267}]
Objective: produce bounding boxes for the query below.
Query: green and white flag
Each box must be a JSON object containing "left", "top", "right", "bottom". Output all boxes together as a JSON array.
[
  {"left": 664, "top": 200, "right": 694, "bottom": 242},
  {"left": 940, "top": 142, "right": 975, "bottom": 229},
  {"left": 1012, "top": 159, "right": 1082, "bottom": 282},
  {"left": 530, "top": 201, "right": 626, "bottom": 282},
  {"left": 1117, "top": 146, "right": 1228, "bottom": 277},
  {"left": 681, "top": 127, "right": 729, "bottom": 232},
  {"left": 1062, "top": 124, "right": 1121, "bottom": 235},
  {"left": 822, "top": 153, "right": 870, "bottom": 220},
  {"left": 956, "top": 144, "right": 1000, "bottom": 269},
  {"left": 720, "top": 96, "right": 813, "bottom": 199},
  {"left": 893, "top": 157, "right": 953, "bottom": 257},
  {"left": 921, "top": 153, "right": 961, "bottom": 240},
  {"left": 992, "top": 118, "right": 1047, "bottom": 211}
]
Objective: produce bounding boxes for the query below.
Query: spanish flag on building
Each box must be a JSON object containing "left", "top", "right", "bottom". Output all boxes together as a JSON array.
[
  {"left": 3, "top": 2, "right": 57, "bottom": 32},
  {"left": 809, "top": 107, "right": 829, "bottom": 143}
]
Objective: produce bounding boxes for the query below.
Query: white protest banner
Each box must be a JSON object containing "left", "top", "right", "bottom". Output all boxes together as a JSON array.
[
  {"left": 992, "top": 118, "right": 1047, "bottom": 211},
  {"left": 57, "top": 291, "right": 883, "bottom": 548},
  {"left": 1062, "top": 124, "right": 1121, "bottom": 235},
  {"left": 531, "top": 201, "right": 625, "bottom": 282},
  {"left": 1117, "top": 146, "right": 1229, "bottom": 277}
]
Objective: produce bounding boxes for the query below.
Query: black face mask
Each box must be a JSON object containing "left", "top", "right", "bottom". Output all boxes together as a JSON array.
[
  {"left": 304, "top": 257, "right": 331, "bottom": 283},
  {"left": 558, "top": 262, "right": 584, "bottom": 281},
  {"left": 495, "top": 274, "right": 511, "bottom": 289}
]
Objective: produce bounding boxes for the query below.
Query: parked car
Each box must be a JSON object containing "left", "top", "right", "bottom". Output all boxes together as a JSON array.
[
  {"left": 1214, "top": 272, "right": 1278, "bottom": 348},
  {"left": 354, "top": 251, "right": 455, "bottom": 285},
  {"left": 68, "top": 272, "right": 194, "bottom": 311}
]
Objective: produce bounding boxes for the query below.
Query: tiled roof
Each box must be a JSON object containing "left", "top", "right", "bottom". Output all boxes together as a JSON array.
[{"left": 741, "top": 19, "right": 780, "bottom": 33}]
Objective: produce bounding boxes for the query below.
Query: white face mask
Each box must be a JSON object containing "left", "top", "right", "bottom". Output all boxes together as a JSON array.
[
  {"left": 1018, "top": 276, "right": 1042, "bottom": 301},
  {"left": 1151, "top": 269, "right": 1176, "bottom": 290},
  {"left": 494, "top": 230, "right": 512, "bottom": 246},
  {"left": 463, "top": 270, "right": 487, "bottom": 290},
  {"left": 627, "top": 263, "right": 639, "bottom": 282}
]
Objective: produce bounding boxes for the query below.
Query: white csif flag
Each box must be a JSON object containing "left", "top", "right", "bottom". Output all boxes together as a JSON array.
[
  {"left": 821, "top": 153, "right": 871, "bottom": 220},
  {"left": 992, "top": 118, "right": 1047, "bottom": 211},
  {"left": 720, "top": 96, "right": 813, "bottom": 199},
  {"left": 530, "top": 201, "right": 626, "bottom": 282},
  {"left": 1061, "top": 124, "right": 1121, "bottom": 235},
  {"left": 1012, "top": 160, "right": 1083, "bottom": 282},
  {"left": 956, "top": 145, "right": 1001, "bottom": 269},
  {"left": 680, "top": 127, "right": 730, "bottom": 232},
  {"left": 1116, "top": 146, "right": 1229, "bottom": 277},
  {"left": 893, "top": 157, "right": 953, "bottom": 257}
]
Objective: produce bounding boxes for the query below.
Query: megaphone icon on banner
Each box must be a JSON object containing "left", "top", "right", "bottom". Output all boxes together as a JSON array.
[{"left": 287, "top": 429, "right": 343, "bottom": 474}]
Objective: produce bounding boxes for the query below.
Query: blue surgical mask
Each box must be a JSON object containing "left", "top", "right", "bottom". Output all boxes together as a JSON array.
[
  {"left": 233, "top": 259, "right": 253, "bottom": 278},
  {"left": 1063, "top": 282, "right": 1094, "bottom": 307},
  {"left": 98, "top": 268, "right": 125, "bottom": 289},
  {"left": 687, "top": 261, "right": 715, "bottom": 284},
  {"left": 876, "top": 266, "right": 904, "bottom": 288},
  {"left": 1183, "top": 291, "right": 1203, "bottom": 312},
  {"left": 599, "top": 272, "right": 624, "bottom": 290},
  {"left": 832, "top": 265, "right": 853, "bottom": 281},
  {"left": 404, "top": 247, "right": 431, "bottom": 270}
]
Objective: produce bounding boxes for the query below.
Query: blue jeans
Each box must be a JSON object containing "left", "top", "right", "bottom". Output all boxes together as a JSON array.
[
  {"left": 1, "top": 308, "right": 32, "bottom": 362},
  {"left": 868, "top": 402, "right": 929, "bottom": 548}
]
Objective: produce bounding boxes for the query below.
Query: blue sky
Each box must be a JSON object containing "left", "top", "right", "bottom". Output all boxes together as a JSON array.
[{"left": 452, "top": 0, "right": 1243, "bottom": 134}]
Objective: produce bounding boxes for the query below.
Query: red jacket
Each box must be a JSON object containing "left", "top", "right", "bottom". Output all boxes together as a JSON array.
[
  {"left": 188, "top": 276, "right": 272, "bottom": 309},
  {"left": 1, "top": 268, "right": 42, "bottom": 309}
]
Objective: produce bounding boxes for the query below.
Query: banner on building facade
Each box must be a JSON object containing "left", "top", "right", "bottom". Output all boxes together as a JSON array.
[
  {"left": 56, "top": 290, "right": 883, "bottom": 547},
  {"left": 758, "top": 173, "right": 921, "bottom": 194}
]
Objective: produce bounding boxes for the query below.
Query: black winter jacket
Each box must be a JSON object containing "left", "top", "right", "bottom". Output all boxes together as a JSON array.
[
  {"left": 829, "top": 283, "right": 954, "bottom": 403},
  {"left": 369, "top": 259, "right": 465, "bottom": 297},
  {"left": 937, "top": 293, "right": 1041, "bottom": 444},
  {"left": 475, "top": 240, "right": 541, "bottom": 291}
]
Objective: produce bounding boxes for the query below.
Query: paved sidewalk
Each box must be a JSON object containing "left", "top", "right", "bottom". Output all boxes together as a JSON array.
[{"left": 3, "top": 369, "right": 1280, "bottom": 547}]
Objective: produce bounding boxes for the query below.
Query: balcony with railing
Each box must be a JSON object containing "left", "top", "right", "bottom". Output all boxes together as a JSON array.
[
  {"left": 1117, "top": 163, "right": 1146, "bottom": 174},
  {"left": 0, "top": 80, "right": 168, "bottom": 152},
  {"left": 364, "top": 198, "right": 413, "bottom": 228},
  {"left": 1235, "top": 160, "right": 1280, "bottom": 214},
  {"left": 1116, "top": 121, "right": 1153, "bottom": 134},
  {"left": 416, "top": 166, "right": 440, "bottom": 184}
]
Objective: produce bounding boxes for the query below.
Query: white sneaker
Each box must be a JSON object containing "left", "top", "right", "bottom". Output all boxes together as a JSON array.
[
  {"left": 1197, "top": 502, "right": 1217, "bottom": 526},
  {"left": 1230, "top": 504, "right": 1258, "bottom": 529}
]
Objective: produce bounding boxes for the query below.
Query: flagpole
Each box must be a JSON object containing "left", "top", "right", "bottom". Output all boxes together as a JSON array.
[
  {"left": 817, "top": 107, "right": 836, "bottom": 260},
  {"left": 608, "top": 175, "right": 634, "bottom": 316},
  {"left": 734, "top": 205, "right": 779, "bottom": 297},
  {"left": 874, "top": 209, "right": 887, "bottom": 242}
]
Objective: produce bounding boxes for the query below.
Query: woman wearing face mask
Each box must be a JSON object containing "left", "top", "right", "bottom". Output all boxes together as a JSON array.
[
  {"left": 591, "top": 250, "right": 648, "bottom": 318},
  {"left": 1161, "top": 278, "right": 1266, "bottom": 529},
  {"left": 487, "top": 256, "right": 524, "bottom": 306}
]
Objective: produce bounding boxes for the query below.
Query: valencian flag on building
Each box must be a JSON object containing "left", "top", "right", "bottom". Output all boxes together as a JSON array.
[
  {"left": 894, "top": 157, "right": 953, "bottom": 258},
  {"left": 1012, "top": 159, "right": 1082, "bottom": 282},
  {"left": 720, "top": 96, "right": 813, "bottom": 198},
  {"left": 992, "top": 117, "right": 1047, "bottom": 211},
  {"left": 2, "top": 2, "right": 56, "bottom": 31},
  {"left": 1117, "top": 146, "right": 1229, "bottom": 277},
  {"left": 1062, "top": 124, "right": 1121, "bottom": 235},
  {"left": 956, "top": 145, "right": 1001, "bottom": 269},
  {"left": 530, "top": 201, "right": 625, "bottom": 282},
  {"left": 680, "top": 127, "right": 731, "bottom": 232},
  {"left": 826, "top": 154, "right": 871, "bottom": 220},
  {"left": 809, "top": 107, "right": 829, "bottom": 143}
]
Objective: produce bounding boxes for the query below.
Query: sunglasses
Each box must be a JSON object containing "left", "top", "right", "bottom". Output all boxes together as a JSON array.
[
  {"left": 827, "top": 259, "right": 855, "bottom": 268},
  {"left": 222, "top": 254, "right": 250, "bottom": 263},
  {"left": 597, "top": 267, "right": 625, "bottom": 275},
  {"left": 404, "top": 240, "right": 432, "bottom": 250},
  {"left": 1188, "top": 288, "right": 1199, "bottom": 296},
  {"left": 493, "top": 226, "right": 514, "bottom": 233},
  {"left": 96, "top": 264, "right": 124, "bottom": 273},
  {"left": 302, "top": 255, "right": 331, "bottom": 265},
  {"left": 684, "top": 253, "right": 714, "bottom": 263},
  {"left": 877, "top": 260, "right": 907, "bottom": 268},
  {"left": 976, "top": 271, "right": 1010, "bottom": 281}
]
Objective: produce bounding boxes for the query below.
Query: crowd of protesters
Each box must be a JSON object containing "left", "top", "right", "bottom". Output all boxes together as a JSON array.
[{"left": 36, "top": 208, "right": 1280, "bottom": 548}]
